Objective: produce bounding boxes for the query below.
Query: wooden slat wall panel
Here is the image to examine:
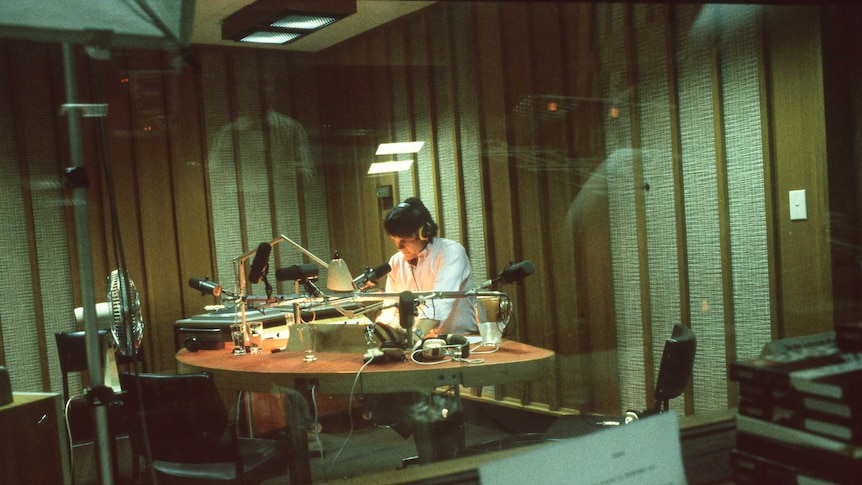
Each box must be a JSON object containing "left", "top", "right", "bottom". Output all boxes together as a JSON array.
[
  {"left": 563, "top": 2, "right": 618, "bottom": 414},
  {"left": 472, "top": 3, "right": 518, "bottom": 321},
  {"left": 173, "top": 49, "right": 217, "bottom": 326},
  {"left": 764, "top": 6, "right": 833, "bottom": 338},
  {"left": 449, "top": 5, "right": 488, "bottom": 284}
]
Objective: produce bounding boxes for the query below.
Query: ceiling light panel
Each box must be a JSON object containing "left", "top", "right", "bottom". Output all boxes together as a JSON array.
[
  {"left": 222, "top": 0, "right": 357, "bottom": 45},
  {"left": 240, "top": 32, "right": 301, "bottom": 44},
  {"left": 270, "top": 15, "right": 338, "bottom": 31}
]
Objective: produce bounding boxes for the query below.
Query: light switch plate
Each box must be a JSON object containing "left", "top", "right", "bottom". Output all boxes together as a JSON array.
[{"left": 790, "top": 189, "right": 807, "bottom": 221}]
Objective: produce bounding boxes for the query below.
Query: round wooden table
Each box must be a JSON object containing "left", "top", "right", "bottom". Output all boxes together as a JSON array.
[
  {"left": 176, "top": 338, "right": 555, "bottom": 483},
  {"left": 176, "top": 337, "right": 554, "bottom": 394}
]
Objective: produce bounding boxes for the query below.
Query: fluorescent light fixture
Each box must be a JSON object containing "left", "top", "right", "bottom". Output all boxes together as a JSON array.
[
  {"left": 271, "top": 15, "right": 339, "bottom": 30},
  {"left": 368, "top": 160, "right": 414, "bottom": 175},
  {"left": 240, "top": 32, "right": 301, "bottom": 44},
  {"left": 376, "top": 141, "right": 425, "bottom": 155},
  {"left": 222, "top": 0, "right": 357, "bottom": 46}
]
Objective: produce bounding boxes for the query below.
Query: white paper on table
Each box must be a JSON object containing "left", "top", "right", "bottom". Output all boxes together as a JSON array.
[{"left": 478, "top": 411, "right": 687, "bottom": 485}]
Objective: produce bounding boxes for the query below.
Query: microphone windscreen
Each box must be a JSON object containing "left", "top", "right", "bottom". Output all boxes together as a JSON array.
[
  {"left": 500, "top": 260, "right": 535, "bottom": 284},
  {"left": 189, "top": 277, "right": 221, "bottom": 297},
  {"left": 248, "top": 242, "right": 272, "bottom": 284},
  {"left": 371, "top": 262, "right": 392, "bottom": 280},
  {"left": 275, "top": 263, "right": 319, "bottom": 281}
]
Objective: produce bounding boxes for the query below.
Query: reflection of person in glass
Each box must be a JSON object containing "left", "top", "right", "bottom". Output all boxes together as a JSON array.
[
  {"left": 374, "top": 197, "right": 483, "bottom": 337},
  {"left": 205, "top": 73, "right": 321, "bottom": 289}
]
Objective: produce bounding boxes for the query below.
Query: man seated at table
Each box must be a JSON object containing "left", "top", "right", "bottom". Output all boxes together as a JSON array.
[
  {"left": 365, "top": 198, "right": 483, "bottom": 445},
  {"left": 374, "top": 197, "right": 483, "bottom": 337}
]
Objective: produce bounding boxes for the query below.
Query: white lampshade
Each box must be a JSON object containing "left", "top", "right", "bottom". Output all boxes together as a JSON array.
[{"left": 326, "top": 254, "right": 353, "bottom": 292}]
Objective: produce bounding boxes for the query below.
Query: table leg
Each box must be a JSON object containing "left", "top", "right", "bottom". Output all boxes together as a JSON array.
[{"left": 281, "top": 386, "right": 312, "bottom": 484}]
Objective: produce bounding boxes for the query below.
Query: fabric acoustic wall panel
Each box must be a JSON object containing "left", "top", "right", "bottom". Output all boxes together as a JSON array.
[
  {"left": 718, "top": 7, "right": 772, "bottom": 382},
  {"left": 599, "top": 3, "right": 772, "bottom": 413},
  {"left": 0, "top": 44, "right": 78, "bottom": 396},
  {"left": 599, "top": 4, "right": 647, "bottom": 412},
  {"left": 634, "top": 5, "right": 686, "bottom": 414},
  {"left": 676, "top": 4, "right": 727, "bottom": 413}
]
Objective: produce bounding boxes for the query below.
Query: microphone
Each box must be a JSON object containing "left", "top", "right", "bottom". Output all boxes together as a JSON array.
[
  {"left": 399, "top": 291, "right": 416, "bottom": 331},
  {"left": 352, "top": 262, "right": 391, "bottom": 291},
  {"left": 247, "top": 242, "right": 272, "bottom": 284},
  {"left": 274, "top": 263, "right": 320, "bottom": 282},
  {"left": 478, "top": 260, "right": 535, "bottom": 288},
  {"left": 189, "top": 277, "right": 223, "bottom": 297}
]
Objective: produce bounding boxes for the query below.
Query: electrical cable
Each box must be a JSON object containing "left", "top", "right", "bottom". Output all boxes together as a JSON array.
[
  {"left": 64, "top": 394, "right": 80, "bottom": 484},
  {"left": 309, "top": 384, "right": 325, "bottom": 464},
  {"left": 328, "top": 358, "right": 374, "bottom": 469}
]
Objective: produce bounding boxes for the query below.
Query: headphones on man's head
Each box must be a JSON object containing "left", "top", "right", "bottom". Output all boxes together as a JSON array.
[
  {"left": 418, "top": 222, "right": 432, "bottom": 241},
  {"left": 415, "top": 334, "right": 470, "bottom": 361}
]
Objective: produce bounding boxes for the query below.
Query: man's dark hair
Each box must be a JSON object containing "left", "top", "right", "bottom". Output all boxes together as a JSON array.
[{"left": 383, "top": 197, "right": 438, "bottom": 240}]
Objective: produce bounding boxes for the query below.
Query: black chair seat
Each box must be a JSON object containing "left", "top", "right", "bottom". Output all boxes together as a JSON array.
[{"left": 150, "top": 438, "right": 287, "bottom": 482}]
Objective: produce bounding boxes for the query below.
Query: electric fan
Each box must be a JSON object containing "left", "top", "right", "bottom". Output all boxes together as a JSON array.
[{"left": 108, "top": 269, "right": 144, "bottom": 356}]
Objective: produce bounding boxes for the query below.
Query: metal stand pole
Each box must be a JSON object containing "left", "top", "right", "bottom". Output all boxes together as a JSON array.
[{"left": 62, "top": 42, "right": 114, "bottom": 485}]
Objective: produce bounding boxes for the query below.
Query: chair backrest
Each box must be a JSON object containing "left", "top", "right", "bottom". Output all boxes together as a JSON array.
[
  {"left": 119, "top": 371, "right": 233, "bottom": 463},
  {"left": 55, "top": 330, "right": 147, "bottom": 401},
  {"left": 652, "top": 324, "right": 696, "bottom": 413},
  {"left": 55, "top": 329, "right": 108, "bottom": 401}
]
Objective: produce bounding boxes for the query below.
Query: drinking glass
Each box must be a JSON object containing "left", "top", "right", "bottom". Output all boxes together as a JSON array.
[
  {"left": 295, "top": 323, "right": 317, "bottom": 362},
  {"left": 231, "top": 322, "right": 247, "bottom": 355},
  {"left": 248, "top": 321, "right": 264, "bottom": 354}
]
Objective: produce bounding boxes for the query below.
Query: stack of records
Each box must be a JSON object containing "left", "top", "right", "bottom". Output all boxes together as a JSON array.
[{"left": 728, "top": 331, "right": 862, "bottom": 484}]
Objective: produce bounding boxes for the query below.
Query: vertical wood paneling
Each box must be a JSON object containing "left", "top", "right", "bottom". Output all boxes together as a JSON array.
[
  {"left": 319, "top": 44, "right": 366, "bottom": 269},
  {"left": 563, "top": 2, "right": 619, "bottom": 413},
  {"left": 428, "top": 9, "right": 462, "bottom": 242},
  {"left": 449, "top": 4, "right": 488, "bottom": 283},
  {"left": 123, "top": 50, "right": 181, "bottom": 370},
  {"left": 405, "top": 14, "right": 438, "bottom": 212},
  {"left": 354, "top": 30, "right": 393, "bottom": 269},
  {"left": 173, "top": 49, "right": 217, "bottom": 321},
  {"left": 473, "top": 3, "right": 518, "bottom": 325},
  {"left": 764, "top": 6, "right": 833, "bottom": 338}
]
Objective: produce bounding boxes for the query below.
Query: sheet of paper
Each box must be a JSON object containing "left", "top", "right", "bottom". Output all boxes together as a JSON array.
[{"left": 479, "top": 411, "right": 687, "bottom": 485}]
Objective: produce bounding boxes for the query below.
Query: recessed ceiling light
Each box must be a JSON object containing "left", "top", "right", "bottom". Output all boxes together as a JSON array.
[
  {"left": 270, "top": 15, "right": 339, "bottom": 31},
  {"left": 240, "top": 32, "right": 301, "bottom": 44}
]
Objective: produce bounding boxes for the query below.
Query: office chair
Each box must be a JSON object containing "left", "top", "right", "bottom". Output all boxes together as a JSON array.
[
  {"left": 55, "top": 329, "right": 142, "bottom": 482},
  {"left": 648, "top": 323, "right": 697, "bottom": 416},
  {"left": 543, "top": 324, "right": 697, "bottom": 439},
  {"left": 56, "top": 330, "right": 147, "bottom": 407},
  {"left": 119, "top": 371, "right": 291, "bottom": 484}
]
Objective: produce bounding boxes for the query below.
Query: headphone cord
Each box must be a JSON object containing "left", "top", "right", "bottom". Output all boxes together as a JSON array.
[
  {"left": 409, "top": 348, "right": 485, "bottom": 365},
  {"left": 470, "top": 343, "right": 500, "bottom": 354}
]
